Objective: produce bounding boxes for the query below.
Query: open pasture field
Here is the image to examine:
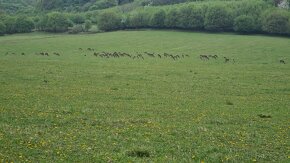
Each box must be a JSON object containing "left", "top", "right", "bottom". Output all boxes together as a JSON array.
[{"left": 0, "top": 30, "right": 289, "bottom": 162}]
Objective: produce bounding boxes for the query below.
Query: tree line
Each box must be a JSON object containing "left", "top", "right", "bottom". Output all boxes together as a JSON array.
[
  {"left": 98, "top": 0, "right": 290, "bottom": 35},
  {"left": 0, "top": 0, "right": 290, "bottom": 36}
]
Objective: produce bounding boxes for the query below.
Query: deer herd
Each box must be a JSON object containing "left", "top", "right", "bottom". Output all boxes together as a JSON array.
[{"left": 3, "top": 48, "right": 287, "bottom": 64}]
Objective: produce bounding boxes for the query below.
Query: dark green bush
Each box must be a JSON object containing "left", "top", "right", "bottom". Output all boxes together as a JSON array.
[
  {"left": 0, "top": 22, "right": 6, "bottom": 35},
  {"left": 3, "top": 16, "right": 17, "bottom": 34},
  {"left": 165, "top": 8, "right": 179, "bottom": 28},
  {"left": 262, "top": 9, "right": 290, "bottom": 34},
  {"left": 126, "top": 11, "right": 151, "bottom": 28},
  {"left": 150, "top": 10, "right": 166, "bottom": 28},
  {"left": 204, "top": 5, "right": 233, "bottom": 31},
  {"left": 15, "top": 16, "right": 34, "bottom": 33},
  {"left": 84, "top": 20, "right": 92, "bottom": 31},
  {"left": 98, "top": 11, "right": 121, "bottom": 31},
  {"left": 44, "top": 12, "right": 71, "bottom": 32},
  {"left": 234, "top": 15, "right": 256, "bottom": 33},
  {"left": 178, "top": 6, "right": 204, "bottom": 30},
  {"left": 69, "top": 14, "right": 85, "bottom": 24}
]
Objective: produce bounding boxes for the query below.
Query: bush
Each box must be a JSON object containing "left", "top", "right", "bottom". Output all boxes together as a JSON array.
[
  {"left": 69, "top": 24, "right": 84, "bottom": 34},
  {"left": 0, "top": 22, "right": 6, "bottom": 35},
  {"left": 178, "top": 6, "right": 204, "bottom": 30},
  {"left": 234, "top": 15, "right": 256, "bottom": 33},
  {"left": 69, "top": 14, "right": 85, "bottom": 24},
  {"left": 45, "top": 12, "right": 70, "bottom": 32},
  {"left": 98, "top": 11, "right": 121, "bottom": 31},
  {"left": 15, "top": 16, "right": 34, "bottom": 33},
  {"left": 165, "top": 8, "right": 179, "bottom": 28},
  {"left": 126, "top": 11, "right": 151, "bottom": 28},
  {"left": 84, "top": 20, "right": 92, "bottom": 31},
  {"left": 204, "top": 5, "right": 233, "bottom": 31},
  {"left": 88, "top": 25, "right": 100, "bottom": 33},
  {"left": 262, "top": 9, "right": 290, "bottom": 34},
  {"left": 3, "top": 16, "right": 17, "bottom": 34},
  {"left": 150, "top": 10, "right": 166, "bottom": 28}
]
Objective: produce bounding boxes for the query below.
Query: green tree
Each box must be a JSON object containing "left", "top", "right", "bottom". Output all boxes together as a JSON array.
[
  {"left": 126, "top": 11, "right": 151, "bottom": 28},
  {"left": 70, "top": 14, "right": 85, "bottom": 24},
  {"left": 234, "top": 15, "right": 256, "bottom": 33},
  {"left": 262, "top": 9, "right": 290, "bottom": 34},
  {"left": 165, "top": 8, "right": 179, "bottom": 28},
  {"left": 3, "top": 16, "right": 17, "bottom": 34},
  {"left": 69, "top": 24, "right": 84, "bottom": 34},
  {"left": 150, "top": 10, "right": 166, "bottom": 28},
  {"left": 204, "top": 5, "right": 233, "bottom": 31},
  {"left": 178, "top": 6, "right": 204, "bottom": 30},
  {"left": 0, "top": 22, "right": 6, "bottom": 35},
  {"left": 98, "top": 11, "right": 121, "bottom": 31},
  {"left": 46, "top": 12, "right": 70, "bottom": 32},
  {"left": 15, "top": 16, "right": 34, "bottom": 33},
  {"left": 84, "top": 20, "right": 92, "bottom": 31},
  {"left": 37, "top": 0, "right": 63, "bottom": 10}
]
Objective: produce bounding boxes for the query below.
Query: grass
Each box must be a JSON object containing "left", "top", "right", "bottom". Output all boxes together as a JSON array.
[{"left": 0, "top": 30, "right": 289, "bottom": 162}]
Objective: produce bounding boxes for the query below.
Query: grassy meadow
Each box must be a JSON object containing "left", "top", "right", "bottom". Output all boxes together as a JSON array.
[{"left": 0, "top": 30, "right": 289, "bottom": 162}]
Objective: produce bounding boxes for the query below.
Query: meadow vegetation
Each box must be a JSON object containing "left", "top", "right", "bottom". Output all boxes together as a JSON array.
[{"left": 0, "top": 30, "right": 289, "bottom": 162}]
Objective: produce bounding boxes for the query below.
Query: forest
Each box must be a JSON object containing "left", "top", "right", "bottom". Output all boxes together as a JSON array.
[{"left": 0, "top": 0, "right": 290, "bottom": 36}]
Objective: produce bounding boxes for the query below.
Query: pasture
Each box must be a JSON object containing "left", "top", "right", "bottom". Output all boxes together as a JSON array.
[{"left": 0, "top": 30, "right": 289, "bottom": 162}]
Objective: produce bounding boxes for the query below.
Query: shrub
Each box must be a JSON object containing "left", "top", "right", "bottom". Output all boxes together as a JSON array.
[
  {"left": 46, "top": 12, "right": 70, "bottom": 32},
  {"left": 3, "top": 16, "right": 17, "bottom": 34},
  {"left": 262, "top": 9, "right": 290, "bottom": 34},
  {"left": 165, "top": 8, "right": 179, "bottom": 28},
  {"left": 126, "top": 11, "right": 151, "bottom": 28},
  {"left": 69, "top": 24, "right": 84, "bottom": 34},
  {"left": 15, "top": 16, "right": 34, "bottom": 33},
  {"left": 178, "top": 6, "right": 204, "bottom": 30},
  {"left": 204, "top": 5, "right": 233, "bottom": 31},
  {"left": 69, "top": 14, "right": 85, "bottom": 24},
  {"left": 84, "top": 20, "right": 92, "bottom": 31},
  {"left": 234, "top": 15, "right": 256, "bottom": 33},
  {"left": 88, "top": 25, "right": 100, "bottom": 33},
  {"left": 98, "top": 11, "right": 121, "bottom": 31},
  {"left": 150, "top": 10, "right": 166, "bottom": 28},
  {"left": 0, "top": 22, "right": 6, "bottom": 35}
]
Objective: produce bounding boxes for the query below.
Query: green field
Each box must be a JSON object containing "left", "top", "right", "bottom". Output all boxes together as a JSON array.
[{"left": 0, "top": 30, "right": 289, "bottom": 162}]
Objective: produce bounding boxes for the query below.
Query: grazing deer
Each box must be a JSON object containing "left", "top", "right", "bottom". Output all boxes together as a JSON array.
[
  {"left": 200, "top": 55, "right": 209, "bottom": 60},
  {"left": 280, "top": 60, "right": 286, "bottom": 64},
  {"left": 224, "top": 57, "right": 230, "bottom": 63},
  {"left": 212, "top": 55, "right": 218, "bottom": 59},
  {"left": 94, "top": 52, "right": 99, "bottom": 56}
]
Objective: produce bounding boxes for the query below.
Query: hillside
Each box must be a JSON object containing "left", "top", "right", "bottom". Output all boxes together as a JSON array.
[{"left": 0, "top": 0, "right": 37, "bottom": 13}]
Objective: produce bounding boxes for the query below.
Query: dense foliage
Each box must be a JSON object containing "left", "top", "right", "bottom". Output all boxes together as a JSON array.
[
  {"left": 0, "top": 0, "right": 290, "bottom": 36},
  {"left": 97, "top": 11, "right": 122, "bottom": 31},
  {"left": 234, "top": 15, "right": 257, "bottom": 33}
]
